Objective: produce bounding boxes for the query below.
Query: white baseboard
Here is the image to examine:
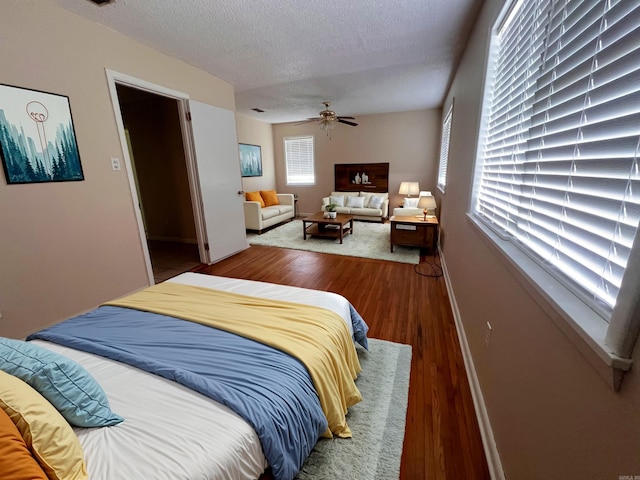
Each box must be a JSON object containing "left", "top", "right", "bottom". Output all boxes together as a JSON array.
[{"left": 439, "top": 249, "right": 506, "bottom": 480}]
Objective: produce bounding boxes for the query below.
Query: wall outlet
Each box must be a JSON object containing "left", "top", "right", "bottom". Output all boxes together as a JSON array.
[
  {"left": 485, "top": 321, "right": 492, "bottom": 347},
  {"left": 111, "top": 157, "right": 121, "bottom": 171}
]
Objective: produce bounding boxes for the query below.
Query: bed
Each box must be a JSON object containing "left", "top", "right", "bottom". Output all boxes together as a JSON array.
[{"left": 0, "top": 272, "right": 369, "bottom": 480}]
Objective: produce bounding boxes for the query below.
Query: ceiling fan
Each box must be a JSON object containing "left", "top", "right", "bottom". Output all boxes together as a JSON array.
[{"left": 296, "top": 102, "right": 358, "bottom": 137}]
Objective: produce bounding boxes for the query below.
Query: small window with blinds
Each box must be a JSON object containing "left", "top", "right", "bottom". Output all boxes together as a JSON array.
[
  {"left": 284, "top": 136, "right": 315, "bottom": 185},
  {"left": 438, "top": 105, "right": 453, "bottom": 193},
  {"left": 474, "top": 0, "right": 640, "bottom": 325}
]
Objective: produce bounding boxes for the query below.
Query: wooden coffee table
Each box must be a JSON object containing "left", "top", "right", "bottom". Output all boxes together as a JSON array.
[{"left": 302, "top": 212, "right": 354, "bottom": 244}]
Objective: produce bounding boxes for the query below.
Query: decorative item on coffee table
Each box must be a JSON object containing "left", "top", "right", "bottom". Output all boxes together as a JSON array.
[{"left": 324, "top": 203, "right": 338, "bottom": 219}]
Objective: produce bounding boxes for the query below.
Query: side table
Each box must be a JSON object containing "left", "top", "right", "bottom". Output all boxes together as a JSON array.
[{"left": 390, "top": 215, "right": 439, "bottom": 254}]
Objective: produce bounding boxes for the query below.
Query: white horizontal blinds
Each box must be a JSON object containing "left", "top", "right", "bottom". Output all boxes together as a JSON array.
[
  {"left": 284, "top": 136, "right": 314, "bottom": 185},
  {"left": 526, "top": 0, "right": 640, "bottom": 314},
  {"left": 478, "top": 0, "right": 551, "bottom": 231},
  {"left": 477, "top": 0, "right": 640, "bottom": 318},
  {"left": 437, "top": 106, "right": 453, "bottom": 192}
]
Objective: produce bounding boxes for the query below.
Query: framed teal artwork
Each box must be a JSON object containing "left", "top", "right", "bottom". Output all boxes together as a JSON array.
[
  {"left": 0, "top": 84, "right": 84, "bottom": 184},
  {"left": 239, "top": 143, "right": 262, "bottom": 177}
]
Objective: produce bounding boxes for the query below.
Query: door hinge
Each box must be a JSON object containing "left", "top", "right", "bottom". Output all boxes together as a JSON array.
[
  {"left": 204, "top": 243, "right": 209, "bottom": 251},
  {"left": 186, "top": 111, "right": 192, "bottom": 121}
]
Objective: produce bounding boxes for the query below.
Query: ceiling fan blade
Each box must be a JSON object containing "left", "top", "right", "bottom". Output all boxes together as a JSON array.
[
  {"left": 338, "top": 119, "right": 358, "bottom": 126},
  {"left": 337, "top": 116, "right": 355, "bottom": 120}
]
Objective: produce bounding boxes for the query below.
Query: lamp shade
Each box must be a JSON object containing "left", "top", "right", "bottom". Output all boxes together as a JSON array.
[
  {"left": 399, "top": 182, "right": 420, "bottom": 196},
  {"left": 417, "top": 195, "right": 437, "bottom": 212}
]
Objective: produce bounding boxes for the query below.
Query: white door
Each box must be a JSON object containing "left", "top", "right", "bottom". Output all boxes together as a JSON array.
[{"left": 188, "top": 101, "right": 248, "bottom": 263}]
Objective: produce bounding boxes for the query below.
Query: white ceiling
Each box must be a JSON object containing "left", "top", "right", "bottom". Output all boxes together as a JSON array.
[{"left": 52, "top": 0, "right": 481, "bottom": 124}]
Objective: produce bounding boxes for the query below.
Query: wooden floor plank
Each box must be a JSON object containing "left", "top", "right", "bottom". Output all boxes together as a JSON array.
[{"left": 192, "top": 245, "right": 490, "bottom": 480}]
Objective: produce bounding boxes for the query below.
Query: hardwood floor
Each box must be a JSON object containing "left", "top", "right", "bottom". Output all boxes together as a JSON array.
[{"left": 193, "top": 245, "right": 490, "bottom": 480}]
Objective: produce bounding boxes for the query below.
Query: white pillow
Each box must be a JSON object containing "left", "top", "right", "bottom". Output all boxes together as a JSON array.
[
  {"left": 359, "top": 192, "right": 374, "bottom": 207},
  {"left": 368, "top": 195, "right": 384, "bottom": 210},
  {"left": 404, "top": 197, "right": 419, "bottom": 208},
  {"left": 329, "top": 195, "right": 345, "bottom": 206},
  {"left": 346, "top": 196, "right": 366, "bottom": 208}
]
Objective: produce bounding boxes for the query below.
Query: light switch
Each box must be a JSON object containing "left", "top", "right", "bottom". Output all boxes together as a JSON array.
[{"left": 485, "top": 321, "right": 492, "bottom": 347}]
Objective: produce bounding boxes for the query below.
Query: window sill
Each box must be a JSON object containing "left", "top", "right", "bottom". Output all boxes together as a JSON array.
[{"left": 467, "top": 214, "right": 632, "bottom": 390}]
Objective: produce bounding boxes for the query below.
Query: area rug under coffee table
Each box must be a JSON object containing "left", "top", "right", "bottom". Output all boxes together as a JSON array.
[{"left": 247, "top": 220, "right": 420, "bottom": 264}]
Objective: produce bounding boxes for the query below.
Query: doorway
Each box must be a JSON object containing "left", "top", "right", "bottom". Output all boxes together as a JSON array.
[{"left": 115, "top": 84, "right": 200, "bottom": 283}]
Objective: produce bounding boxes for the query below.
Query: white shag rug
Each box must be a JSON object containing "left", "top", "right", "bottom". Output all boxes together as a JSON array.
[
  {"left": 247, "top": 220, "right": 420, "bottom": 264},
  {"left": 296, "top": 338, "right": 412, "bottom": 479}
]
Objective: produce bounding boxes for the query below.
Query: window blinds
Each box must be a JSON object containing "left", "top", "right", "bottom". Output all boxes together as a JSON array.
[
  {"left": 438, "top": 106, "right": 453, "bottom": 192},
  {"left": 476, "top": 0, "right": 640, "bottom": 318},
  {"left": 284, "top": 136, "right": 315, "bottom": 185}
]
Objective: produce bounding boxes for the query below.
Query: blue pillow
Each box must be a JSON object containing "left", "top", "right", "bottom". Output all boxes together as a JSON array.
[{"left": 0, "top": 337, "right": 123, "bottom": 427}]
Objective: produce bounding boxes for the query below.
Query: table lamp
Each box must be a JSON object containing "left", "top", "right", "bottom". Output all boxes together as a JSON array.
[
  {"left": 399, "top": 181, "right": 420, "bottom": 197},
  {"left": 417, "top": 195, "right": 437, "bottom": 221}
]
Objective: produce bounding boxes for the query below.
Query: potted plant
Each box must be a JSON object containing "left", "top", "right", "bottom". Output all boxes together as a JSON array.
[{"left": 324, "top": 203, "right": 338, "bottom": 219}]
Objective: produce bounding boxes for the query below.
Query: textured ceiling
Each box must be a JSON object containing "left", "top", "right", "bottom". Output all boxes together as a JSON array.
[{"left": 52, "top": 0, "right": 481, "bottom": 123}]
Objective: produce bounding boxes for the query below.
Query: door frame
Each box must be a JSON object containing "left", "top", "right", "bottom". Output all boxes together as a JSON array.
[{"left": 105, "top": 69, "right": 209, "bottom": 284}]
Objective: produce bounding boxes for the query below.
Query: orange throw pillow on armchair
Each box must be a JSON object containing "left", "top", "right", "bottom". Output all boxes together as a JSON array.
[
  {"left": 245, "top": 191, "right": 265, "bottom": 208},
  {"left": 260, "top": 190, "right": 280, "bottom": 207}
]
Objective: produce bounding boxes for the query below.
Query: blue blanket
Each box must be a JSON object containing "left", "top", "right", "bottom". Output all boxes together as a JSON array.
[{"left": 28, "top": 306, "right": 328, "bottom": 480}]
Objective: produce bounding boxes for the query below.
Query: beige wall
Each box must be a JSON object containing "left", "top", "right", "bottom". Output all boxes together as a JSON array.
[
  {"left": 236, "top": 114, "right": 277, "bottom": 192},
  {"left": 441, "top": 0, "right": 640, "bottom": 478},
  {"left": 0, "top": 1, "right": 235, "bottom": 339},
  {"left": 272, "top": 110, "right": 441, "bottom": 216}
]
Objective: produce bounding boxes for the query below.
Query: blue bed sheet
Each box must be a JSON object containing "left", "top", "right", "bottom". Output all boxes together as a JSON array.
[{"left": 28, "top": 306, "right": 327, "bottom": 480}]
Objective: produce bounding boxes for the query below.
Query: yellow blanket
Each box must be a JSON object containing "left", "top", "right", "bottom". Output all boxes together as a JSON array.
[{"left": 105, "top": 282, "right": 362, "bottom": 438}]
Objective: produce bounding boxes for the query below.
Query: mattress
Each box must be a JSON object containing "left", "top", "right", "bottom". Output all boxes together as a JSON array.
[{"left": 29, "top": 272, "right": 363, "bottom": 480}]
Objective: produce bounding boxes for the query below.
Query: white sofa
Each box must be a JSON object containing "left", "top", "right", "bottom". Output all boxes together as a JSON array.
[
  {"left": 392, "top": 191, "right": 436, "bottom": 217},
  {"left": 321, "top": 191, "right": 389, "bottom": 222},
  {"left": 243, "top": 193, "right": 295, "bottom": 233}
]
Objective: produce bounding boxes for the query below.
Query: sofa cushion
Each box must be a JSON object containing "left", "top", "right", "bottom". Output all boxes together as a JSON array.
[
  {"left": 261, "top": 206, "right": 282, "bottom": 220},
  {"left": 260, "top": 190, "right": 280, "bottom": 207},
  {"left": 334, "top": 206, "right": 351, "bottom": 214},
  {"left": 368, "top": 194, "right": 385, "bottom": 210},
  {"left": 393, "top": 207, "right": 423, "bottom": 217},
  {"left": 351, "top": 207, "right": 382, "bottom": 216},
  {"left": 404, "top": 197, "right": 420, "bottom": 208},
  {"left": 331, "top": 191, "right": 359, "bottom": 198},
  {"left": 359, "top": 192, "right": 374, "bottom": 207},
  {"left": 275, "top": 205, "right": 293, "bottom": 215},
  {"left": 346, "top": 196, "right": 366, "bottom": 208},
  {"left": 246, "top": 191, "right": 265, "bottom": 207},
  {"left": 330, "top": 195, "right": 346, "bottom": 207}
]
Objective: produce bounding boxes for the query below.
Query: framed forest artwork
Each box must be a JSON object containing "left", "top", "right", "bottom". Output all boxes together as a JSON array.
[{"left": 0, "top": 84, "right": 84, "bottom": 184}]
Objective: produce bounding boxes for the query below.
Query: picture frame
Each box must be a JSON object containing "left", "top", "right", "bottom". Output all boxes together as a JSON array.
[
  {"left": 238, "top": 143, "right": 262, "bottom": 177},
  {"left": 0, "top": 84, "right": 84, "bottom": 184}
]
